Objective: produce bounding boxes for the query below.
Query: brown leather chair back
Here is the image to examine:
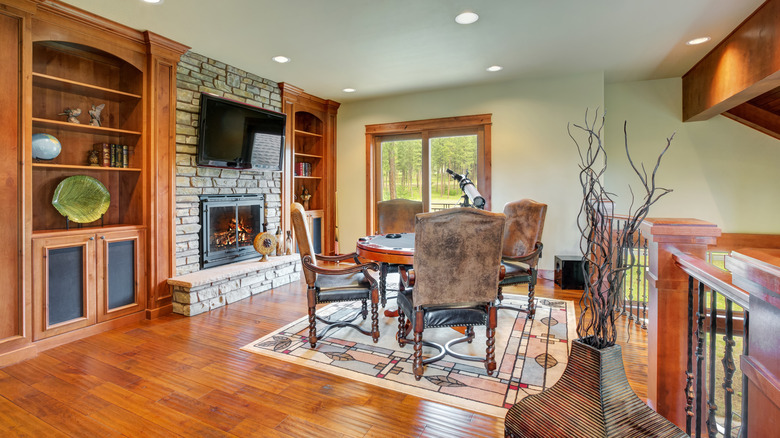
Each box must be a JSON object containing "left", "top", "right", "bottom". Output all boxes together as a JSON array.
[
  {"left": 413, "top": 208, "right": 505, "bottom": 307},
  {"left": 377, "top": 199, "right": 423, "bottom": 234},
  {"left": 290, "top": 202, "right": 318, "bottom": 285},
  {"left": 502, "top": 199, "right": 547, "bottom": 258}
]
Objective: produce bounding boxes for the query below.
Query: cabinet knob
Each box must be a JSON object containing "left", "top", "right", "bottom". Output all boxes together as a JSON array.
[
  {"left": 89, "top": 236, "right": 94, "bottom": 240},
  {"left": 100, "top": 236, "right": 105, "bottom": 240}
]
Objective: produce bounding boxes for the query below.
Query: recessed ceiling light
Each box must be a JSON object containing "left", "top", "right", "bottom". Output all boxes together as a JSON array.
[
  {"left": 455, "top": 12, "right": 479, "bottom": 25},
  {"left": 486, "top": 65, "right": 503, "bottom": 72},
  {"left": 342, "top": 88, "right": 356, "bottom": 93},
  {"left": 686, "top": 37, "right": 711, "bottom": 45},
  {"left": 142, "top": 0, "right": 162, "bottom": 4},
  {"left": 271, "top": 56, "right": 291, "bottom": 63}
]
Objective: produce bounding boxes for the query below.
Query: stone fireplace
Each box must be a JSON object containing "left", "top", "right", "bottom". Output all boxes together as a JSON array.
[{"left": 167, "top": 51, "right": 301, "bottom": 317}]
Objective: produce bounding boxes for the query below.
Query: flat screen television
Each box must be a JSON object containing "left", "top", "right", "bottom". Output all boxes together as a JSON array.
[{"left": 197, "top": 93, "right": 286, "bottom": 171}]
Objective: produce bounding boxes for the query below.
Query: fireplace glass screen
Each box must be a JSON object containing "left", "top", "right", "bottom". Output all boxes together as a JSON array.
[
  {"left": 208, "top": 204, "right": 261, "bottom": 252},
  {"left": 200, "top": 194, "right": 265, "bottom": 269}
]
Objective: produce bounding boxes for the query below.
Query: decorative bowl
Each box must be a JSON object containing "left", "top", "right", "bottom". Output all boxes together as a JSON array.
[
  {"left": 52, "top": 175, "right": 110, "bottom": 223},
  {"left": 32, "top": 133, "right": 62, "bottom": 160}
]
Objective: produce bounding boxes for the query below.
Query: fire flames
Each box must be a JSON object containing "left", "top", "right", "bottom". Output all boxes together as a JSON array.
[{"left": 211, "top": 217, "right": 254, "bottom": 249}]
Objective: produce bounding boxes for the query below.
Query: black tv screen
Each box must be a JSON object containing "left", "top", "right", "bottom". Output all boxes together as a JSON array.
[{"left": 197, "top": 93, "right": 286, "bottom": 171}]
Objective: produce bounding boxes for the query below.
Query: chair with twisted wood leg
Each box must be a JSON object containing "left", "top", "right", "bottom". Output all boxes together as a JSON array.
[
  {"left": 498, "top": 199, "right": 547, "bottom": 319},
  {"left": 395, "top": 207, "right": 506, "bottom": 380},
  {"left": 291, "top": 202, "right": 380, "bottom": 348}
]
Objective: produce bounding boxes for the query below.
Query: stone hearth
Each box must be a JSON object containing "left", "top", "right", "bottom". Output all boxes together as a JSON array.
[{"left": 168, "top": 255, "right": 300, "bottom": 316}]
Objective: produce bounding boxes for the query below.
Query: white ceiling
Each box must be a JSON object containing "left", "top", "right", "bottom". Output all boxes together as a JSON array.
[{"left": 60, "top": 0, "right": 765, "bottom": 103}]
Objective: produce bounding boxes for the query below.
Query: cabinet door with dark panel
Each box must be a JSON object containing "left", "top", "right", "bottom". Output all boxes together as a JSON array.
[
  {"left": 96, "top": 229, "right": 145, "bottom": 322},
  {"left": 32, "top": 234, "right": 97, "bottom": 340}
]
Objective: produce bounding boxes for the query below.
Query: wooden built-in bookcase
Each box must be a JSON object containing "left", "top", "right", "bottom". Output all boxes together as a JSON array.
[
  {"left": 31, "top": 41, "right": 144, "bottom": 231},
  {"left": 0, "top": 0, "right": 188, "bottom": 365},
  {"left": 280, "top": 83, "right": 340, "bottom": 255}
]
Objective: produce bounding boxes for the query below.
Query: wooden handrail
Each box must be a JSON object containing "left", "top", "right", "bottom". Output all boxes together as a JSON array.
[{"left": 673, "top": 252, "right": 750, "bottom": 310}]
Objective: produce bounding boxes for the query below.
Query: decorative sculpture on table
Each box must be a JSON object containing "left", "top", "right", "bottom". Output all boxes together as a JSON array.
[
  {"left": 59, "top": 108, "right": 81, "bottom": 124},
  {"left": 300, "top": 187, "right": 311, "bottom": 210},
  {"left": 89, "top": 104, "right": 105, "bottom": 127},
  {"left": 504, "top": 110, "right": 685, "bottom": 437}
]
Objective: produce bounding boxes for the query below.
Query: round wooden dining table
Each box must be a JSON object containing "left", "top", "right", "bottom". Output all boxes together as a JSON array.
[{"left": 355, "top": 233, "right": 414, "bottom": 313}]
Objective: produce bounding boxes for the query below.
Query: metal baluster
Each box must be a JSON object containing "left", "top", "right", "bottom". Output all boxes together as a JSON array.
[
  {"left": 617, "top": 221, "right": 627, "bottom": 315},
  {"left": 627, "top": 228, "right": 635, "bottom": 321},
  {"left": 740, "top": 311, "right": 749, "bottom": 438},
  {"left": 723, "top": 298, "right": 735, "bottom": 437},
  {"left": 707, "top": 288, "right": 718, "bottom": 437},
  {"left": 685, "top": 275, "right": 695, "bottom": 435},
  {"left": 641, "top": 236, "right": 648, "bottom": 329},
  {"left": 695, "top": 280, "right": 705, "bottom": 438},
  {"left": 633, "top": 232, "right": 641, "bottom": 326}
]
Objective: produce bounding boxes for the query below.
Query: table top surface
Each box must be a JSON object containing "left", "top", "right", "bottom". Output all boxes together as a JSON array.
[{"left": 356, "top": 233, "right": 414, "bottom": 265}]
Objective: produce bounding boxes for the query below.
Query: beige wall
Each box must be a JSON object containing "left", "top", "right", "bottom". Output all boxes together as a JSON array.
[
  {"left": 338, "top": 74, "right": 780, "bottom": 272},
  {"left": 604, "top": 78, "right": 780, "bottom": 234},
  {"left": 337, "top": 73, "right": 605, "bottom": 271}
]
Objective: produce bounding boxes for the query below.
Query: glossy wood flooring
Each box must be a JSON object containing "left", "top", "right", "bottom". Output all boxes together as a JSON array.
[{"left": 0, "top": 277, "right": 648, "bottom": 437}]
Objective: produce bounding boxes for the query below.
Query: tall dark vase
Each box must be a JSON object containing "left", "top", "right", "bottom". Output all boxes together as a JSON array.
[{"left": 504, "top": 339, "right": 687, "bottom": 438}]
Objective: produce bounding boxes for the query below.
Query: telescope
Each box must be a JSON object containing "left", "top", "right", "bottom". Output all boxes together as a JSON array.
[{"left": 446, "top": 168, "right": 485, "bottom": 209}]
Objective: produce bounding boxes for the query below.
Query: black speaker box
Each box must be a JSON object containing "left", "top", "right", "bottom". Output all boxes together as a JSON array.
[{"left": 554, "top": 255, "right": 585, "bottom": 290}]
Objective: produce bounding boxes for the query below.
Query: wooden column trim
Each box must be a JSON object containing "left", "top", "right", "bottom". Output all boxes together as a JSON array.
[
  {"left": 640, "top": 218, "right": 721, "bottom": 428},
  {"left": 682, "top": 0, "right": 780, "bottom": 121},
  {"left": 144, "top": 31, "right": 189, "bottom": 319}
]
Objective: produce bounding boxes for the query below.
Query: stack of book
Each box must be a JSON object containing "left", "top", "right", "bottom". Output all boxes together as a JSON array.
[
  {"left": 94, "top": 143, "right": 129, "bottom": 168},
  {"left": 295, "top": 162, "right": 312, "bottom": 176}
]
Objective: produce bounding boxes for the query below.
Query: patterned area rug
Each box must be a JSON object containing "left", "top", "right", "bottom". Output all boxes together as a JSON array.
[{"left": 241, "top": 294, "right": 575, "bottom": 417}]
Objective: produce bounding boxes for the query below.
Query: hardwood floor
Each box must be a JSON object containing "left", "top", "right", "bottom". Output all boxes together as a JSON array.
[{"left": 0, "top": 277, "right": 648, "bottom": 437}]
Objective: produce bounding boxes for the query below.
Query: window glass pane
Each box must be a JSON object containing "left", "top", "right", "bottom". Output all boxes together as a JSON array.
[
  {"left": 380, "top": 139, "right": 423, "bottom": 201},
  {"left": 430, "top": 135, "right": 478, "bottom": 211}
]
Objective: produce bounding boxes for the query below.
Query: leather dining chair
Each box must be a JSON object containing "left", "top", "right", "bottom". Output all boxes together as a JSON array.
[
  {"left": 375, "top": 198, "right": 423, "bottom": 306},
  {"left": 291, "top": 202, "right": 380, "bottom": 347},
  {"left": 376, "top": 199, "right": 423, "bottom": 235},
  {"left": 396, "top": 207, "right": 506, "bottom": 380},
  {"left": 498, "top": 199, "right": 547, "bottom": 318}
]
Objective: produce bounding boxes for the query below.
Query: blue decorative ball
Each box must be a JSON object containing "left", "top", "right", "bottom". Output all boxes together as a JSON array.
[{"left": 32, "top": 133, "right": 62, "bottom": 160}]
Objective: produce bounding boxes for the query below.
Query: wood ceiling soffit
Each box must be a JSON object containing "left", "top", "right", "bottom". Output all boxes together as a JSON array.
[
  {"left": 724, "top": 103, "right": 780, "bottom": 141},
  {"left": 682, "top": 0, "right": 780, "bottom": 122}
]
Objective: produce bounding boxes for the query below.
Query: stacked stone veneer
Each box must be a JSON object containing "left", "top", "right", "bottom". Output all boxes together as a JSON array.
[
  {"left": 168, "top": 255, "right": 301, "bottom": 316},
  {"left": 171, "top": 51, "right": 297, "bottom": 316},
  {"left": 175, "top": 50, "right": 283, "bottom": 275}
]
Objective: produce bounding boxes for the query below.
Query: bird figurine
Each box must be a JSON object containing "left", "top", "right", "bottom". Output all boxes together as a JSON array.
[
  {"left": 89, "top": 104, "right": 105, "bottom": 127},
  {"left": 59, "top": 108, "right": 82, "bottom": 124}
]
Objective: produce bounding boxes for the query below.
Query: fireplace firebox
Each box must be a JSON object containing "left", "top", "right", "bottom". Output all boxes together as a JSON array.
[{"left": 199, "top": 194, "right": 265, "bottom": 269}]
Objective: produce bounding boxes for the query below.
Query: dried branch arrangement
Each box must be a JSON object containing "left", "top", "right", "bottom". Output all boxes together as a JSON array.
[{"left": 570, "top": 110, "right": 674, "bottom": 349}]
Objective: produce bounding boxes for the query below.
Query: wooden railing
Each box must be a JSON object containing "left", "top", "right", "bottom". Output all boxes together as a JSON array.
[
  {"left": 674, "top": 252, "right": 750, "bottom": 437},
  {"left": 640, "top": 219, "right": 779, "bottom": 436}
]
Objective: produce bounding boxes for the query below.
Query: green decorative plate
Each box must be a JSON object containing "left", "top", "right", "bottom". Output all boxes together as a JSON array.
[{"left": 52, "top": 175, "right": 110, "bottom": 223}]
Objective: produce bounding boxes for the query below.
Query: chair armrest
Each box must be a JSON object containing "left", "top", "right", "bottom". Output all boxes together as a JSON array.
[
  {"left": 399, "top": 266, "right": 415, "bottom": 289},
  {"left": 301, "top": 255, "right": 378, "bottom": 275},
  {"left": 316, "top": 252, "right": 361, "bottom": 264},
  {"left": 502, "top": 242, "right": 543, "bottom": 265}
]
